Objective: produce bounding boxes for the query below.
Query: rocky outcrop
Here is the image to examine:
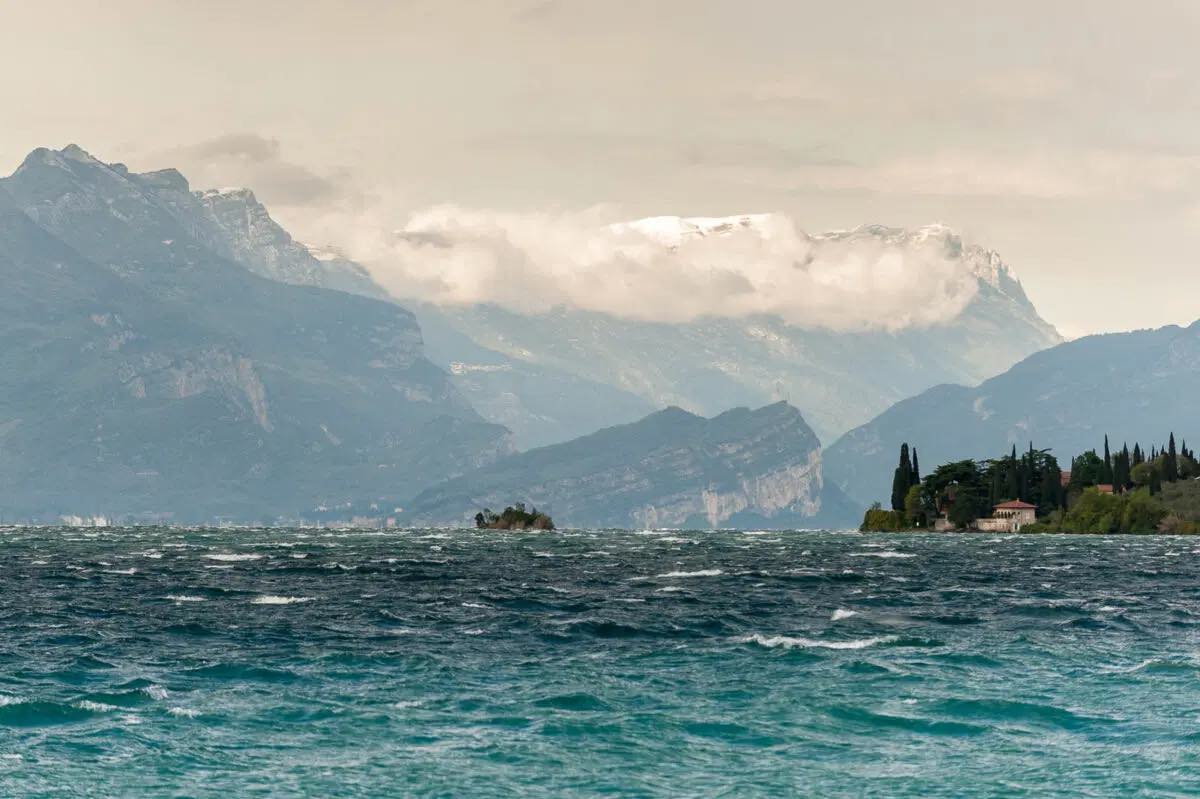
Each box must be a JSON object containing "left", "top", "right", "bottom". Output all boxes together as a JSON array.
[{"left": 406, "top": 402, "right": 858, "bottom": 529}]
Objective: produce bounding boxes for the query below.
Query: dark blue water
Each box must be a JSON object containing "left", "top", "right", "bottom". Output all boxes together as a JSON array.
[{"left": 1, "top": 527, "right": 1199, "bottom": 797}]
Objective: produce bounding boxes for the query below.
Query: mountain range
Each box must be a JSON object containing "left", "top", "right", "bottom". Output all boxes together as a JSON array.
[
  {"left": 401, "top": 217, "right": 1061, "bottom": 447},
  {"left": 0, "top": 143, "right": 1082, "bottom": 526},
  {"left": 406, "top": 401, "right": 857, "bottom": 529}
]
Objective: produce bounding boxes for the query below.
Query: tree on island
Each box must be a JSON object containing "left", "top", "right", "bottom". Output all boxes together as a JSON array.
[{"left": 475, "top": 502, "right": 555, "bottom": 531}]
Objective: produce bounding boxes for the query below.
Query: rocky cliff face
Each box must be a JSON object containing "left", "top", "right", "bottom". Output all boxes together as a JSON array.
[
  {"left": 0, "top": 145, "right": 511, "bottom": 522},
  {"left": 405, "top": 402, "right": 858, "bottom": 529}
]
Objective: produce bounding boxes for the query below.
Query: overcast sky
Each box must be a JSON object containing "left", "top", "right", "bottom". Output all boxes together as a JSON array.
[{"left": 3, "top": 0, "right": 1200, "bottom": 337}]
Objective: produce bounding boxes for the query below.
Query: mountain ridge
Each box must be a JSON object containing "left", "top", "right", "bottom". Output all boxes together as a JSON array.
[
  {"left": 405, "top": 401, "right": 859, "bottom": 529},
  {"left": 0, "top": 144, "right": 512, "bottom": 522},
  {"left": 824, "top": 320, "right": 1200, "bottom": 507}
]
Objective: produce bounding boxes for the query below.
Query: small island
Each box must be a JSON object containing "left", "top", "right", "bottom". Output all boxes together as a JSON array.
[{"left": 474, "top": 503, "right": 555, "bottom": 531}]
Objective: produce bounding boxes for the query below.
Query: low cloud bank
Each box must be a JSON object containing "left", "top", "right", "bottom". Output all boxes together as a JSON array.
[{"left": 311, "top": 205, "right": 982, "bottom": 331}]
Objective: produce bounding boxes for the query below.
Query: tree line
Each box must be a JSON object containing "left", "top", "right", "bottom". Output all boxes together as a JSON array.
[{"left": 863, "top": 432, "right": 1197, "bottom": 533}]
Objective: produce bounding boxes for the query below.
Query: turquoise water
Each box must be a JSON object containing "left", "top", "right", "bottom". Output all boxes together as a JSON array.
[{"left": 1, "top": 527, "right": 1199, "bottom": 797}]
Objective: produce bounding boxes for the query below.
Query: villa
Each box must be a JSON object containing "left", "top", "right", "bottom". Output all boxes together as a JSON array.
[
  {"left": 976, "top": 500, "right": 1038, "bottom": 532},
  {"left": 932, "top": 498, "right": 1039, "bottom": 532}
]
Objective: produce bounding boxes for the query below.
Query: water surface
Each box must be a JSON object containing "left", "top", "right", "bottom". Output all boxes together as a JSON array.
[{"left": 1, "top": 527, "right": 1198, "bottom": 797}]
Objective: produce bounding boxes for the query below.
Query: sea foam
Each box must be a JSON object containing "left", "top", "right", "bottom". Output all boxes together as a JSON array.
[
  {"left": 251, "top": 595, "right": 314, "bottom": 605},
  {"left": 741, "top": 634, "right": 897, "bottom": 650}
]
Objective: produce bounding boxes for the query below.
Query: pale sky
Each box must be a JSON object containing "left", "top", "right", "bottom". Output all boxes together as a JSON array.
[{"left": 4, "top": 0, "right": 1200, "bottom": 337}]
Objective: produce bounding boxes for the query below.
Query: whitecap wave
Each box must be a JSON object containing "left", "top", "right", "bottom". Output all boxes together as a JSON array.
[
  {"left": 654, "top": 569, "right": 724, "bottom": 579},
  {"left": 166, "top": 595, "right": 206, "bottom": 602},
  {"left": 740, "top": 634, "right": 896, "bottom": 650},
  {"left": 204, "top": 553, "right": 263, "bottom": 562},
  {"left": 251, "top": 595, "right": 314, "bottom": 605},
  {"left": 75, "top": 700, "right": 118, "bottom": 712},
  {"left": 850, "top": 551, "right": 917, "bottom": 559},
  {"left": 831, "top": 609, "right": 859, "bottom": 621},
  {"left": 168, "top": 707, "right": 200, "bottom": 718}
]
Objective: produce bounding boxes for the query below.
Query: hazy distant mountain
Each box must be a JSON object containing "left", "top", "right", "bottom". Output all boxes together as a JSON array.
[
  {"left": 824, "top": 321, "right": 1200, "bottom": 507},
  {"left": 411, "top": 217, "right": 1061, "bottom": 445},
  {"left": 0, "top": 145, "right": 511, "bottom": 522},
  {"left": 157, "top": 191, "right": 1058, "bottom": 452},
  {"left": 405, "top": 402, "right": 859, "bottom": 529},
  {"left": 409, "top": 303, "right": 658, "bottom": 449}
]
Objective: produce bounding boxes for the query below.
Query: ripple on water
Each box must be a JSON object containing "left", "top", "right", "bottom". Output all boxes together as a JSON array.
[{"left": 1, "top": 527, "right": 1196, "bottom": 797}]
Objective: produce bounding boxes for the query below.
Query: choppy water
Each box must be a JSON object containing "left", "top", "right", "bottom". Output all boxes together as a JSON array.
[{"left": 1, "top": 527, "right": 1199, "bottom": 797}]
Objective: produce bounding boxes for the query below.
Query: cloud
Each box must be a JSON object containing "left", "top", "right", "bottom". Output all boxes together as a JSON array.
[
  {"left": 316, "top": 205, "right": 984, "bottom": 332},
  {"left": 149, "top": 134, "right": 342, "bottom": 207}
]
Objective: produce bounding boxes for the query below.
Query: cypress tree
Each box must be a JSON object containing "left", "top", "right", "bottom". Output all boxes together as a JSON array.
[
  {"left": 891, "top": 443, "right": 912, "bottom": 511},
  {"left": 1102, "top": 436, "right": 1113, "bottom": 484},
  {"left": 1150, "top": 467, "right": 1162, "bottom": 496},
  {"left": 1113, "top": 445, "right": 1130, "bottom": 492},
  {"left": 911, "top": 449, "right": 920, "bottom": 483},
  {"left": 1039, "top": 460, "right": 1061, "bottom": 515},
  {"left": 1167, "top": 433, "right": 1179, "bottom": 482}
]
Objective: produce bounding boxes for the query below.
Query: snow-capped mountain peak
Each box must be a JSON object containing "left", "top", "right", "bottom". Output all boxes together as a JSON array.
[
  {"left": 609, "top": 213, "right": 780, "bottom": 247},
  {"left": 617, "top": 214, "right": 1021, "bottom": 294}
]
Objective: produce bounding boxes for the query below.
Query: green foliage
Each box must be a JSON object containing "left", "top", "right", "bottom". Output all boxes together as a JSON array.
[
  {"left": 1166, "top": 434, "right": 1180, "bottom": 482},
  {"left": 1046, "top": 487, "right": 1167, "bottom": 534},
  {"left": 1070, "top": 450, "right": 1107, "bottom": 489},
  {"left": 948, "top": 490, "right": 980, "bottom": 529},
  {"left": 984, "top": 444, "right": 1062, "bottom": 513},
  {"left": 875, "top": 432, "right": 1195, "bottom": 535},
  {"left": 861, "top": 503, "right": 907, "bottom": 532},
  {"left": 1158, "top": 479, "right": 1200, "bottom": 524},
  {"left": 475, "top": 502, "right": 555, "bottom": 530},
  {"left": 1122, "top": 490, "right": 1168, "bottom": 533},
  {"left": 903, "top": 484, "right": 928, "bottom": 528},
  {"left": 921, "top": 459, "right": 989, "bottom": 528},
  {"left": 1021, "top": 509, "right": 1064, "bottom": 534},
  {"left": 891, "top": 443, "right": 916, "bottom": 511}
]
